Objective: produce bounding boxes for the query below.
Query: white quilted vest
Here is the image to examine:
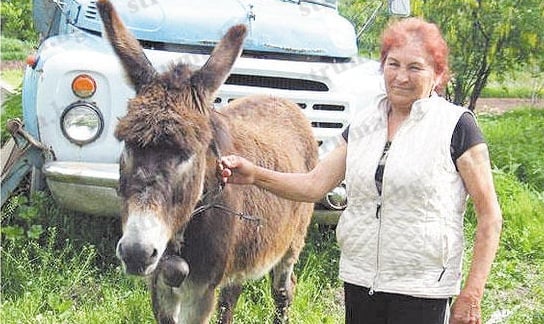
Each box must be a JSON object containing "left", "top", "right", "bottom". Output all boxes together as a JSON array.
[{"left": 337, "top": 93, "right": 470, "bottom": 298}]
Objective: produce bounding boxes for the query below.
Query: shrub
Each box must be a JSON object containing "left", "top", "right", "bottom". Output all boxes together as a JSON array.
[
  {"left": 0, "top": 36, "right": 35, "bottom": 61},
  {"left": 0, "top": 0, "right": 37, "bottom": 41}
]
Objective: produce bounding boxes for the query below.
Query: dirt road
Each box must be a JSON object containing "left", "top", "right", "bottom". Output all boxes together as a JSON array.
[{"left": 475, "top": 98, "right": 543, "bottom": 114}]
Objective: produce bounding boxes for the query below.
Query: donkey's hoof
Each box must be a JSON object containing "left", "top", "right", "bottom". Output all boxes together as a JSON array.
[{"left": 159, "top": 256, "right": 190, "bottom": 288}]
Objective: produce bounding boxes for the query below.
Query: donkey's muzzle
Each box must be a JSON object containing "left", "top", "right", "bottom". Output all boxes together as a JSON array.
[{"left": 118, "top": 242, "right": 159, "bottom": 275}]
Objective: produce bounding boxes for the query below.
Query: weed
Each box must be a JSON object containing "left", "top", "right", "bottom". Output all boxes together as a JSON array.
[{"left": 1, "top": 92, "right": 23, "bottom": 145}]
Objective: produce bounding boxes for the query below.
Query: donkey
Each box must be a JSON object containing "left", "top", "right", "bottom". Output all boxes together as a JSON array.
[{"left": 97, "top": 1, "right": 318, "bottom": 323}]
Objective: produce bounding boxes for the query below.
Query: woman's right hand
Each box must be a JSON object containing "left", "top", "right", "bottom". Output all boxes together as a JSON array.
[{"left": 218, "top": 155, "right": 257, "bottom": 185}]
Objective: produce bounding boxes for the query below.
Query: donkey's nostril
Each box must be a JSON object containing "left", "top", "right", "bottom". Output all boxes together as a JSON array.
[{"left": 119, "top": 243, "right": 160, "bottom": 275}]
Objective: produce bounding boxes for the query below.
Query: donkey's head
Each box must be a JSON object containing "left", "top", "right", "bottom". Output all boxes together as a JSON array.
[{"left": 97, "top": 0, "right": 246, "bottom": 275}]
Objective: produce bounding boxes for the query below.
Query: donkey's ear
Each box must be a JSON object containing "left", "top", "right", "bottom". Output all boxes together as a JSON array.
[
  {"left": 97, "top": 0, "right": 156, "bottom": 92},
  {"left": 192, "top": 24, "right": 247, "bottom": 97}
]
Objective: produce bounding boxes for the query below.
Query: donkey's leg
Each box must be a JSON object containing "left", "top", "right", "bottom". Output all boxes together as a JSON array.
[
  {"left": 271, "top": 251, "right": 298, "bottom": 324},
  {"left": 271, "top": 204, "right": 312, "bottom": 324},
  {"left": 176, "top": 282, "right": 217, "bottom": 324},
  {"left": 216, "top": 284, "right": 243, "bottom": 324}
]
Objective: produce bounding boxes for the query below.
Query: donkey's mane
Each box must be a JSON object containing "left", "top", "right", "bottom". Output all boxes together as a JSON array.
[{"left": 114, "top": 63, "right": 216, "bottom": 152}]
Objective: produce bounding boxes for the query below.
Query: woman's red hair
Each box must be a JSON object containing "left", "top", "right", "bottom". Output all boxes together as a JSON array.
[{"left": 380, "top": 17, "right": 450, "bottom": 93}]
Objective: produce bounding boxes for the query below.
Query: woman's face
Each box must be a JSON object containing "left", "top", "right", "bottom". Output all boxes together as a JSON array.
[{"left": 383, "top": 41, "right": 439, "bottom": 110}]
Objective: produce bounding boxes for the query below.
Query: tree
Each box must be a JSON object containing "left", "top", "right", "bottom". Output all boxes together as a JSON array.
[
  {"left": 0, "top": 0, "right": 37, "bottom": 41},
  {"left": 339, "top": 0, "right": 391, "bottom": 59},
  {"left": 414, "top": 0, "right": 543, "bottom": 110},
  {"left": 340, "top": 0, "right": 544, "bottom": 110}
]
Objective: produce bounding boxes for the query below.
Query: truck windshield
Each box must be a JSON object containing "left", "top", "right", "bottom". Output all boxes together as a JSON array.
[{"left": 299, "top": 0, "right": 337, "bottom": 9}]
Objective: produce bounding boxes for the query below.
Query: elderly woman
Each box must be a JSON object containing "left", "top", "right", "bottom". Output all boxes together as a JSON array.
[{"left": 219, "top": 17, "right": 502, "bottom": 324}]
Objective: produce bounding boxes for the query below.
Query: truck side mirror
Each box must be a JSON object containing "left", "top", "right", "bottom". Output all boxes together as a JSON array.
[{"left": 388, "top": 0, "right": 410, "bottom": 16}]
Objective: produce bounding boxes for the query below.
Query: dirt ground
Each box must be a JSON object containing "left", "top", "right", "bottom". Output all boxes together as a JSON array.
[{"left": 475, "top": 98, "right": 543, "bottom": 114}]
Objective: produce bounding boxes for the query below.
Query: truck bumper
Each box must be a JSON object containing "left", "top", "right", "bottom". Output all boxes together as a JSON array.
[
  {"left": 43, "top": 161, "right": 120, "bottom": 216},
  {"left": 43, "top": 161, "right": 342, "bottom": 223}
]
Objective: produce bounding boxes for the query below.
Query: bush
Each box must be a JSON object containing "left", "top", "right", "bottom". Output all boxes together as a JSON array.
[
  {"left": 0, "top": 36, "right": 35, "bottom": 61},
  {"left": 0, "top": 0, "right": 37, "bottom": 41}
]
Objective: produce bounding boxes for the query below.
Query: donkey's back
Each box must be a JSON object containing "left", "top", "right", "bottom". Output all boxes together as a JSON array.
[
  {"left": 221, "top": 95, "right": 317, "bottom": 277},
  {"left": 171, "top": 95, "right": 317, "bottom": 323}
]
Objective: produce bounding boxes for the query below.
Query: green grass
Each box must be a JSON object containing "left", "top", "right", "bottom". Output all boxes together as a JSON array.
[
  {"left": 461, "top": 109, "right": 544, "bottom": 323},
  {"left": 1, "top": 92, "right": 23, "bottom": 144},
  {"left": 479, "top": 109, "right": 544, "bottom": 193},
  {"left": 480, "top": 70, "right": 543, "bottom": 99},
  {"left": 1, "top": 69, "right": 24, "bottom": 89},
  {"left": 1, "top": 230, "right": 154, "bottom": 323},
  {"left": 0, "top": 205, "right": 344, "bottom": 323},
  {"left": 463, "top": 170, "right": 544, "bottom": 323}
]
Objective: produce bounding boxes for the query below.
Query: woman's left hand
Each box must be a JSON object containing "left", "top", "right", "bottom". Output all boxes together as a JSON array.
[{"left": 450, "top": 293, "right": 481, "bottom": 324}]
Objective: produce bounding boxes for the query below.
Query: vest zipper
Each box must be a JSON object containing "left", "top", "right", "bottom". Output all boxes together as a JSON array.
[
  {"left": 370, "top": 138, "right": 392, "bottom": 295},
  {"left": 370, "top": 193, "right": 385, "bottom": 295},
  {"left": 375, "top": 198, "right": 382, "bottom": 219}
]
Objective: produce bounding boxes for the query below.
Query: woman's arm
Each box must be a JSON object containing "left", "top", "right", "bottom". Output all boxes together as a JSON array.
[
  {"left": 450, "top": 143, "right": 503, "bottom": 324},
  {"left": 219, "top": 142, "right": 347, "bottom": 202}
]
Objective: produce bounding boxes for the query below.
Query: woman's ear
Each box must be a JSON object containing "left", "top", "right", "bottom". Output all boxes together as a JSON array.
[{"left": 434, "top": 73, "right": 444, "bottom": 91}]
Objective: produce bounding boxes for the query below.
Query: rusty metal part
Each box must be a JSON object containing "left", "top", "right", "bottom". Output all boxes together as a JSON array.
[
  {"left": 6, "top": 118, "right": 53, "bottom": 155},
  {"left": 1, "top": 118, "right": 55, "bottom": 206}
]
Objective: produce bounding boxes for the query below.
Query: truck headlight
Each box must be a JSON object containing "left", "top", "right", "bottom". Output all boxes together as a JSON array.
[
  {"left": 61, "top": 102, "right": 104, "bottom": 145},
  {"left": 322, "top": 183, "right": 347, "bottom": 210}
]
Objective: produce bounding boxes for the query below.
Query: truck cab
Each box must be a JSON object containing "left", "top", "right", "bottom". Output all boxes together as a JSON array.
[{"left": 21, "top": 0, "right": 409, "bottom": 220}]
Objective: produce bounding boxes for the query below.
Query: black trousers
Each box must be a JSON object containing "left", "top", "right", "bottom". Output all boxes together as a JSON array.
[{"left": 344, "top": 282, "right": 449, "bottom": 324}]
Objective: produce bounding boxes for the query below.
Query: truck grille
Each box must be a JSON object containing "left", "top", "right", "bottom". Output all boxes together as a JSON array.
[
  {"left": 225, "top": 74, "right": 328, "bottom": 92},
  {"left": 85, "top": 2, "right": 98, "bottom": 20}
]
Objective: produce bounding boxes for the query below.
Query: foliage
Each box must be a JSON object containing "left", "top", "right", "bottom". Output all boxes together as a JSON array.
[
  {"left": 1, "top": 2, "right": 543, "bottom": 319},
  {"left": 0, "top": 0, "right": 38, "bottom": 42},
  {"left": 463, "top": 169, "right": 544, "bottom": 323},
  {"left": 1, "top": 91, "right": 23, "bottom": 145},
  {"left": 482, "top": 65, "right": 544, "bottom": 101},
  {"left": 1, "top": 228, "right": 154, "bottom": 323},
  {"left": 2, "top": 107, "right": 543, "bottom": 322},
  {"left": 413, "top": 0, "right": 544, "bottom": 110},
  {"left": 479, "top": 108, "right": 544, "bottom": 193},
  {"left": 339, "top": 0, "right": 544, "bottom": 108},
  {"left": 1, "top": 192, "right": 47, "bottom": 242},
  {"left": 494, "top": 171, "right": 544, "bottom": 259},
  {"left": 339, "top": 0, "right": 391, "bottom": 59},
  {"left": 0, "top": 36, "right": 36, "bottom": 61}
]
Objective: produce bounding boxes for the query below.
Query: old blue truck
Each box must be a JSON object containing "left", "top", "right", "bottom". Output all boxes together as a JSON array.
[{"left": 2, "top": 0, "right": 409, "bottom": 223}]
